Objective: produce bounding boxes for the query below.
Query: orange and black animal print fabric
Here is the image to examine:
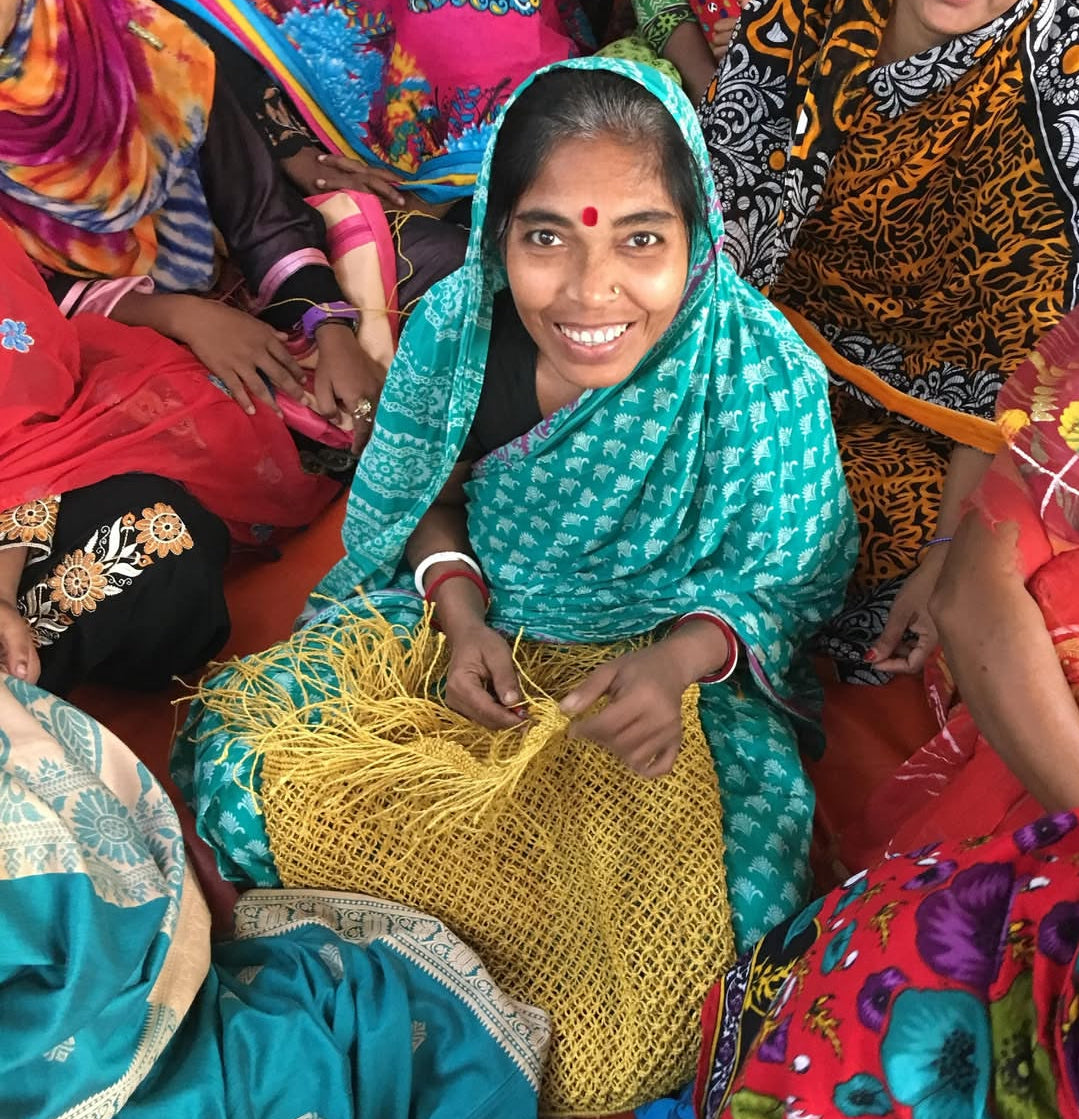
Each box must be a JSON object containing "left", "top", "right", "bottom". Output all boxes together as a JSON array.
[{"left": 701, "top": 0, "right": 1079, "bottom": 679}]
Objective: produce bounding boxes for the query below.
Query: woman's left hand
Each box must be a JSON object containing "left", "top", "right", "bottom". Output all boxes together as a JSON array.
[
  {"left": 560, "top": 645, "right": 689, "bottom": 776},
  {"left": 311, "top": 324, "right": 386, "bottom": 453},
  {"left": 867, "top": 547, "right": 950, "bottom": 674}
]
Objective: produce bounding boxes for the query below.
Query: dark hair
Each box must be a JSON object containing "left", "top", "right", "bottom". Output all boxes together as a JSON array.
[{"left": 484, "top": 67, "right": 707, "bottom": 249}]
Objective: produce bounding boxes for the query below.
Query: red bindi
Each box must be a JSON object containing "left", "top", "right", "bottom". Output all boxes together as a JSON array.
[{"left": 581, "top": 206, "right": 598, "bottom": 227}]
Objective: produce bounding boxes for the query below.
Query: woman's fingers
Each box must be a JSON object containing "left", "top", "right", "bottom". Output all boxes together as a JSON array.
[
  {"left": 215, "top": 368, "right": 258, "bottom": 415},
  {"left": 447, "top": 669, "right": 523, "bottom": 729},
  {"left": 311, "top": 367, "right": 342, "bottom": 420},
  {"left": 560, "top": 660, "right": 618, "bottom": 716},
  {"left": 874, "top": 631, "right": 933, "bottom": 675},
  {"left": 257, "top": 352, "right": 307, "bottom": 402},
  {"left": 0, "top": 608, "right": 41, "bottom": 684},
  {"left": 316, "top": 153, "right": 407, "bottom": 206},
  {"left": 266, "top": 335, "right": 306, "bottom": 384}
]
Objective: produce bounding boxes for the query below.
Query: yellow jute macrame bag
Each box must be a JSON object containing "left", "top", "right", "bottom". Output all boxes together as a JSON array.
[{"left": 196, "top": 608, "right": 735, "bottom": 1115}]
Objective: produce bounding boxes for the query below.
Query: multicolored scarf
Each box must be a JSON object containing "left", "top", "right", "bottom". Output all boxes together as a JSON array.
[
  {"left": 0, "top": 0, "right": 216, "bottom": 289},
  {"left": 166, "top": 0, "right": 592, "bottom": 201}
]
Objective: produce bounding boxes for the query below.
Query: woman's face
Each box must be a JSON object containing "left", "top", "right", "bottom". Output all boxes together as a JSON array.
[
  {"left": 892, "top": 0, "right": 1014, "bottom": 52},
  {"left": 503, "top": 134, "right": 690, "bottom": 396}
]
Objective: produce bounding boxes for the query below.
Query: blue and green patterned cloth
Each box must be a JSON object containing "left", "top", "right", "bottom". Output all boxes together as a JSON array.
[
  {"left": 0, "top": 674, "right": 548, "bottom": 1118},
  {"left": 174, "top": 57, "right": 857, "bottom": 948}
]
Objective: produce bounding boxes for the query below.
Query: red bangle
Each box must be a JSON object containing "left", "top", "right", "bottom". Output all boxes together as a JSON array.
[
  {"left": 671, "top": 611, "right": 739, "bottom": 683},
  {"left": 423, "top": 568, "right": 490, "bottom": 608}
]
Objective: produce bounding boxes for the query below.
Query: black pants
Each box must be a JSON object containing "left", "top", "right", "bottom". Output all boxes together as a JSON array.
[{"left": 19, "top": 475, "right": 231, "bottom": 696}]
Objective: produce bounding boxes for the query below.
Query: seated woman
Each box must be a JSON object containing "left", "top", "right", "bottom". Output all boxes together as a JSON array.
[
  {"left": 174, "top": 59, "right": 856, "bottom": 1111},
  {"left": 837, "top": 305, "right": 1079, "bottom": 860},
  {"left": 691, "top": 0, "right": 1076, "bottom": 683},
  {"left": 0, "top": 674, "right": 548, "bottom": 1119},
  {"left": 0, "top": 0, "right": 459, "bottom": 435},
  {"left": 162, "top": 0, "right": 595, "bottom": 211},
  {"left": 178, "top": 56, "right": 855, "bottom": 963},
  {"left": 0, "top": 223, "right": 338, "bottom": 696}
]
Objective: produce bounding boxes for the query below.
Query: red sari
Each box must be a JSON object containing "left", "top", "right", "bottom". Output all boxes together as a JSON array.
[{"left": 0, "top": 221, "right": 337, "bottom": 546}]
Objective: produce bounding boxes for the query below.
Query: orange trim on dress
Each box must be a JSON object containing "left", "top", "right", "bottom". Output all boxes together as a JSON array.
[{"left": 776, "top": 304, "right": 1005, "bottom": 454}]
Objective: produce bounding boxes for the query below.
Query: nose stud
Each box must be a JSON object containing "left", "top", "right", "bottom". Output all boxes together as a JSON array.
[{"left": 611, "top": 285, "right": 621, "bottom": 296}]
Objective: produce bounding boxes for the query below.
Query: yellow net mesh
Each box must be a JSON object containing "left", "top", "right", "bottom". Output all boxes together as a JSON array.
[{"left": 195, "top": 608, "right": 735, "bottom": 1114}]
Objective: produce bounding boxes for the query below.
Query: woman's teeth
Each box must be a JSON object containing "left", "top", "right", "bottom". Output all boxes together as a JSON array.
[{"left": 558, "top": 323, "right": 629, "bottom": 346}]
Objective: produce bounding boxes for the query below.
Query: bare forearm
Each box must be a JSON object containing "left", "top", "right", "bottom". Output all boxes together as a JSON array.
[
  {"left": 661, "top": 618, "right": 731, "bottom": 685},
  {"left": 405, "top": 501, "right": 488, "bottom": 636},
  {"left": 936, "top": 444, "right": 992, "bottom": 536},
  {"left": 0, "top": 546, "right": 29, "bottom": 606},
  {"left": 663, "top": 23, "right": 717, "bottom": 105},
  {"left": 933, "top": 515, "right": 1079, "bottom": 811},
  {"left": 110, "top": 291, "right": 199, "bottom": 340}
]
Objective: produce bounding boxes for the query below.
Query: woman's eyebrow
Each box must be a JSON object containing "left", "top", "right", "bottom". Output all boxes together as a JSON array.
[
  {"left": 513, "top": 208, "right": 573, "bottom": 227},
  {"left": 513, "top": 207, "right": 677, "bottom": 227},
  {"left": 612, "top": 209, "right": 677, "bottom": 227}
]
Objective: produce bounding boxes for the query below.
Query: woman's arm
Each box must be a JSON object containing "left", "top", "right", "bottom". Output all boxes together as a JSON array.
[
  {"left": 0, "top": 544, "right": 38, "bottom": 681},
  {"left": 870, "top": 443, "right": 992, "bottom": 673},
  {"left": 662, "top": 22, "right": 720, "bottom": 105},
  {"left": 405, "top": 463, "right": 524, "bottom": 727},
  {"left": 930, "top": 510, "right": 1079, "bottom": 812}
]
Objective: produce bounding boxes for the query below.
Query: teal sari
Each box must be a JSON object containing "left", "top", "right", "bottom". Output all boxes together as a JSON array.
[
  {"left": 0, "top": 675, "right": 547, "bottom": 1118},
  {"left": 175, "top": 58, "right": 857, "bottom": 948}
]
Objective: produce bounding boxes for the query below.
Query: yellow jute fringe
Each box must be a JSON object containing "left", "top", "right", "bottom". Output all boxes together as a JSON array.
[{"left": 190, "top": 607, "right": 736, "bottom": 1115}]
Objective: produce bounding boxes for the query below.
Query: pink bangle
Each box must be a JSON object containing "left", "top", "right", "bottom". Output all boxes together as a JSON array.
[{"left": 671, "top": 611, "right": 739, "bottom": 683}]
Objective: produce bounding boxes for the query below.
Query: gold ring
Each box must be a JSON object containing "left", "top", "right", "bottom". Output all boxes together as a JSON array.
[{"left": 351, "top": 398, "right": 374, "bottom": 422}]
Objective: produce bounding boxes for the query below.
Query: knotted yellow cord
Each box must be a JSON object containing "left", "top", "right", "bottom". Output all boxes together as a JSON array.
[{"left": 188, "top": 606, "right": 735, "bottom": 1115}]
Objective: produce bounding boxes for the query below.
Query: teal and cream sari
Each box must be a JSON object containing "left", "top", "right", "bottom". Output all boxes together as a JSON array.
[
  {"left": 175, "top": 58, "right": 857, "bottom": 948},
  {"left": 0, "top": 674, "right": 548, "bottom": 1118}
]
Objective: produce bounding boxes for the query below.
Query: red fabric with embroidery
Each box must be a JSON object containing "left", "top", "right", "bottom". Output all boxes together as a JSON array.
[{"left": 0, "top": 223, "right": 337, "bottom": 545}]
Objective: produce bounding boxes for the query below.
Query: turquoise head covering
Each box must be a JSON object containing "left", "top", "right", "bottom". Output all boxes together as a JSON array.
[{"left": 316, "top": 56, "right": 856, "bottom": 707}]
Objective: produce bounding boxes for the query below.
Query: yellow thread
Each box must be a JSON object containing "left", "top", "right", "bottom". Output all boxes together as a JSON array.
[{"left": 186, "top": 604, "right": 735, "bottom": 1114}]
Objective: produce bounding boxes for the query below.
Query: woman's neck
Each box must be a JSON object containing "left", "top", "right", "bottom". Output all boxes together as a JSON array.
[
  {"left": 876, "top": 5, "right": 950, "bottom": 64},
  {"left": 534, "top": 353, "right": 585, "bottom": 419}
]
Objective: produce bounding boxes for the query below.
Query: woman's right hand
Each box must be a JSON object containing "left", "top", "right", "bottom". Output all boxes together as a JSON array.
[
  {"left": 282, "top": 145, "right": 407, "bottom": 209},
  {"left": 172, "top": 301, "right": 308, "bottom": 416},
  {"left": 0, "top": 601, "right": 39, "bottom": 683},
  {"left": 445, "top": 620, "right": 526, "bottom": 730}
]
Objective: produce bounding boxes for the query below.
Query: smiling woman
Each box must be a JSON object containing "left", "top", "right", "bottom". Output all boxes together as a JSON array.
[{"left": 174, "top": 59, "right": 858, "bottom": 1112}]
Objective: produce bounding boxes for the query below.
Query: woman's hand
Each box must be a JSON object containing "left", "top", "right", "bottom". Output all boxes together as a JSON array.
[
  {"left": 867, "top": 546, "right": 950, "bottom": 674},
  {"left": 0, "top": 601, "right": 39, "bottom": 683},
  {"left": 281, "top": 145, "right": 407, "bottom": 209},
  {"left": 560, "top": 643, "right": 695, "bottom": 776},
  {"left": 113, "top": 294, "right": 308, "bottom": 416},
  {"left": 310, "top": 323, "right": 385, "bottom": 453},
  {"left": 708, "top": 16, "right": 739, "bottom": 62},
  {"left": 444, "top": 619, "right": 526, "bottom": 730}
]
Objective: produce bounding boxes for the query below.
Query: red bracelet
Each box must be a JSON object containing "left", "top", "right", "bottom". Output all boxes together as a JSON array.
[
  {"left": 671, "top": 611, "right": 739, "bottom": 683},
  {"left": 423, "top": 567, "right": 491, "bottom": 608}
]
